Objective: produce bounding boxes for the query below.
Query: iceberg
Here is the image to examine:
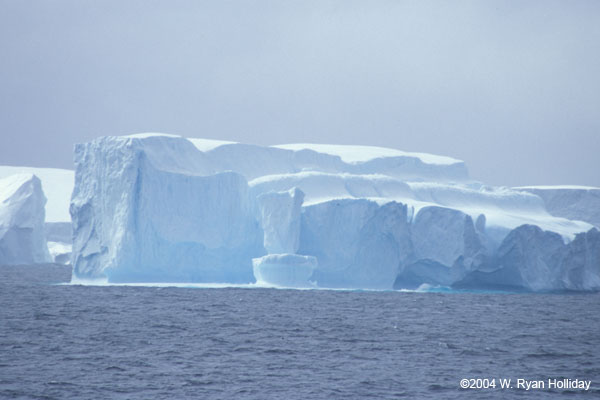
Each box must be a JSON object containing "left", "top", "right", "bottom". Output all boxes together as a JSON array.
[
  {"left": 68, "top": 133, "right": 600, "bottom": 291},
  {"left": 0, "top": 166, "right": 74, "bottom": 264},
  {"left": 0, "top": 173, "right": 51, "bottom": 265}
]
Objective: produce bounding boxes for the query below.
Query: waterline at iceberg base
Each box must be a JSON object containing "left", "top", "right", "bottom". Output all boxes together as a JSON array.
[{"left": 70, "top": 134, "right": 600, "bottom": 292}]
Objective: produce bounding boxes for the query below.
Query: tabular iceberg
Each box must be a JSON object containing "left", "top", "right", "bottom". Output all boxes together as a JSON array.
[
  {"left": 69, "top": 133, "right": 600, "bottom": 291},
  {"left": 0, "top": 173, "right": 51, "bottom": 265}
]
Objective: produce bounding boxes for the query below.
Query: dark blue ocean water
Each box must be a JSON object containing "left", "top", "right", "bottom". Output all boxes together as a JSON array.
[{"left": 1, "top": 265, "right": 599, "bottom": 399}]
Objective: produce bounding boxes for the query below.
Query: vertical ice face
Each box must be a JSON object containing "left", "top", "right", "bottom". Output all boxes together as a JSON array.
[
  {"left": 66, "top": 134, "right": 599, "bottom": 291},
  {"left": 0, "top": 174, "right": 51, "bottom": 265},
  {"left": 411, "top": 206, "right": 484, "bottom": 267},
  {"left": 298, "top": 199, "right": 411, "bottom": 289},
  {"left": 348, "top": 201, "right": 412, "bottom": 289},
  {"left": 489, "top": 225, "right": 565, "bottom": 291},
  {"left": 0, "top": 166, "right": 74, "bottom": 264},
  {"left": 70, "top": 135, "right": 263, "bottom": 283},
  {"left": 454, "top": 225, "right": 600, "bottom": 292},
  {"left": 257, "top": 187, "right": 304, "bottom": 254},
  {"left": 299, "top": 199, "right": 379, "bottom": 288},
  {"left": 559, "top": 228, "right": 600, "bottom": 291},
  {"left": 393, "top": 206, "right": 486, "bottom": 289},
  {"left": 253, "top": 187, "right": 319, "bottom": 288}
]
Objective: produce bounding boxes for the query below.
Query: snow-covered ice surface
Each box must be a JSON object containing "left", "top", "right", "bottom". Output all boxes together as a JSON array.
[
  {"left": 273, "top": 143, "right": 462, "bottom": 165},
  {"left": 0, "top": 174, "right": 51, "bottom": 265},
  {"left": 515, "top": 186, "right": 600, "bottom": 228},
  {"left": 68, "top": 134, "right": 600, "bottom": 292}
]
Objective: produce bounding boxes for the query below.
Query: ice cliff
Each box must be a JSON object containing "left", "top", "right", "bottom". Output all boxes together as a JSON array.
[
  {"left": 0, "top": 173, "right": 51, "bottom": 265},
  {"left": 70, "top": 135, "right": 262, "bottom": 282},
  {"left": 69, "top": 133, "right": 600, "bottom": 291}
]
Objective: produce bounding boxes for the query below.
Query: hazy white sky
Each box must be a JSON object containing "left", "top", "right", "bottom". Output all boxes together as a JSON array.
[{"left": 1, "top": 0, "right": 599, "bottom": 186}]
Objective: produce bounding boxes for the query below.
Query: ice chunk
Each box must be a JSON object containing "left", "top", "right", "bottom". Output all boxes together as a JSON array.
[
  {"left": 0, "top": 173, "right": 51, "bottom": 265},
  {"left": 252, "top": 254, "right": 317, "bottom": 288}
]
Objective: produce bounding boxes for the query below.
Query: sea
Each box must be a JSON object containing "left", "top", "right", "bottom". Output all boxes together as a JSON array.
[{"left": 1, "top": 264, "right": 599, "bottom": 399}]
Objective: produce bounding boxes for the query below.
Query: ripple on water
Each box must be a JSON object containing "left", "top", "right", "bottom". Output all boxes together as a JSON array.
[{"left": 0, "top": 264, "right": 599, "bottom": 399}]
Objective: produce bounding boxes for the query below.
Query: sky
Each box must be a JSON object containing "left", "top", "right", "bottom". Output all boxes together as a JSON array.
[{"left": 1, "top": 0, "right": 599, "bottom": 187}]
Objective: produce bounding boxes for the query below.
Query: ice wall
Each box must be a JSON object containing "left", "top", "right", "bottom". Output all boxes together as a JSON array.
[
  {"left": 455, "top": 226, "right": 600, "bottom": 292},
  {"left": 257, "top": 188, "right": 304, "bottom": 254},
  {"left": 71, "top": 135, "right": 263, "bottom": 282},
  {"left": 298, "top": 199, "right": 411, "bottom": 289},
  {"left": 68, "top": 133, "right": 599, "bottom": 291},
  {"left": 0, "top": 174, "right": 51, "bottom": 265}
]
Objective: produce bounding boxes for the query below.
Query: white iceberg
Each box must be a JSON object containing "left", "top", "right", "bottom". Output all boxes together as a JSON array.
[
  {"left": 67, "top": 133, "right": 599, "bottom": 291},
  {"left": 0, "top": 173, "right": 51, "bottom": 265},
  {"left": 0, "top": 165, "right": 74, "bottom": 264}
]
